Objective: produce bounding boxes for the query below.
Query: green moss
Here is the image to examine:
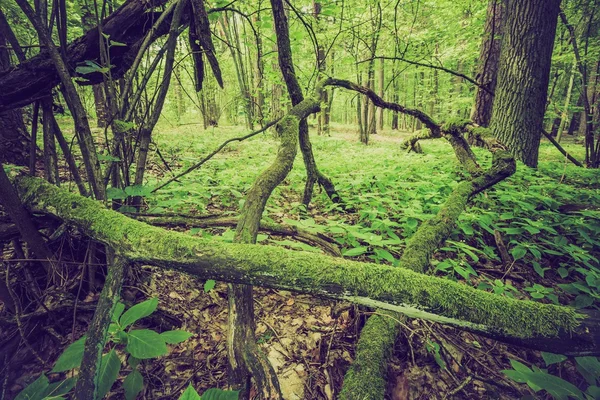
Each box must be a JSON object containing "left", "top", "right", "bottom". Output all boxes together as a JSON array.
[
  {"left": 401, "top": 181, "right": 473, "bottom": 273},
  {"left": 339, "top": 311, "right": 400, "bottom": 400},
  {"left": 15, "top": 176, "right": 585, "bottom": 340},
  {"left": 442, "top": 118, "right": 470, "bottom": 134}
]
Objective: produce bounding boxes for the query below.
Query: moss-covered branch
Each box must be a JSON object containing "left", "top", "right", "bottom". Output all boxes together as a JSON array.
[{"left": 12, "top": 175, "right": 600, "bottom": 355}]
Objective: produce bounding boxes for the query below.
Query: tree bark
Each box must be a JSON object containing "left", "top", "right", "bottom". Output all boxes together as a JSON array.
[
  {"left": 490, "top": 0, "right": 560, "bottom": 168},
  {"left": 270, "top": 0, "right": 340, "bottom": 206},
  {"left": 0, "top": 13, "right": 29, "bottom": 166},
  {"left": 0, "top": 0, "right": 177, "bottom": 113},
  {"left": 470, "top": 0, "right": 504, "bottom": 127}
]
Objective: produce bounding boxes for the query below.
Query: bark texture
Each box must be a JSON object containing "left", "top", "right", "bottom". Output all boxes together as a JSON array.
[
  {"left": 471, "top": 0, "right": 504, "bottom": 127},
  {"left": 489, "top": 0, "right": 560, "bottom": 167},
  {"left": 0, "top": 0, "right": 175, "bottom": 112}
]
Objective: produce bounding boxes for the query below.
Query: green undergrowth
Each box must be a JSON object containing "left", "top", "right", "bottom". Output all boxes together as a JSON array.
[{"left": 140, "top": 124, "right": 600, "bottom": 313}]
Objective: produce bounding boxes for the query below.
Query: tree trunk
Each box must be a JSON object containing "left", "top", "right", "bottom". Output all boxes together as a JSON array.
[
  {"left": 222, "top": 13, "right": 254, "bottom": 130},
  {"left": 471, "top": 0, "right": 505, "bottom": 127},
  {"left": 0, "top": 14, "right": 29, "bottom": 166},
  {"left": 557, "top": 59, "right": 577, "bottom": 143},
  {"left": 378, "top": 58, "right": 384, "bottom": 130},
  {"left": 490, "top": 0, "right": 561, "bottom": 167},
  {"left": 11, "top": 174, "right": 600, "bottom": 356}
]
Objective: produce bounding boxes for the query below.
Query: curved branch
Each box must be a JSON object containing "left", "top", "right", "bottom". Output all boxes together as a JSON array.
[
  {"left": 361, "top": 56, "right": 493, "bottom": 94},
  {"left": 322, "top": 77, "right": 441, "bottom": 135}
]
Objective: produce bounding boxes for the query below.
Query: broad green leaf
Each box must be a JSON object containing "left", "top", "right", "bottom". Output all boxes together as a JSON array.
[
  {"left": 510, "top": 360, "right": 532, "bottom": 373},
  {"left": 374, "top": 248, "right": 395, "bottom": 263},
  {"left": 586, "top": 386, "right": 600, "bottom": 398},
  {"left": 160, "top": 330, "right": 193, "bottom": 344},
  {"left": 126, "top": 329, "right": 168, "bottom": 359},
  {"left": 44, "top": 377, "right": 77, "bottom": 398},
  {"left": 107, "top": 187, "right": 127, "bottom": 200},
  {"left": 511, "top": 246, "right": 527, "bottom": 261},
  {"left": 541, "top": 352, "right": 567, "bottom": 366},
  {"left": 125, "top": 185, "right": 153, "bottom": 197},
  {"left": 52, "top": 336, "right": 86, "bottom": 372},
  {"left": 179, "top": 385, "right": 201, "bottom": 400},
  {"left": 112, "top": 302, "right": 126, "bottom": 323},
  {"left": 201, "top": 388, "right": 240, "bottom": 400},
  {"left": 405, "top": 218, "right": 419, "bottom": 229},
  {"left": 123, "top": 370, "right": 144, "bottom": 400},
  {"left": 120, "top": 298, "right": 158, "bottom": 328},
  {"left": 96, "top": 349, "right": 121, "bottom": 399},
  {"left": 128, "top": 356, "right": 140, "bottom": 369},
  {"left": 204, "top": 280, "right": 216, "bottom": 292},
  {"left": 342, "top": 246, "right": 368, "bottom": 257},
  {"left": 503, "top": 362, "right": 584, "bottom": 400},
  {"left": 15, "top": 374, "right": 49, "bottom": 400},
  {"left": 575, "top": 356, "right": 600, "bottom": 385}
]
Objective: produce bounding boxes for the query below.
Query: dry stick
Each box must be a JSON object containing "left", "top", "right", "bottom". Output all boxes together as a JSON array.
[
  {"left": 541, "top": 129, "right": 584, "bottom": 167},
  {"left": 131, "top": 215, "right": 341, "bottom": 257},
  {"left": 4, "top": 262, "right": 47, "bottom": 367},
  {"left": 151, "top": 119, "right": 281, "bottom": 192}
]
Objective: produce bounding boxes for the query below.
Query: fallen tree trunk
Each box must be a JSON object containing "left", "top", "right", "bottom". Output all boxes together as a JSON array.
[
  {"left": 11, "top": 175, "right": 600, "bottom": 355},
  {"left": 0, "top": 0, "right": 179, "bottom": 112}
]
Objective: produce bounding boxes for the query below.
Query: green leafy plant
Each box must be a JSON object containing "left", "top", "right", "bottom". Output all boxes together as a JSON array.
[
  {"left": 179, "top": 385, "right": 239, "bottom": 400},
  {"left": 503, "top": 354, "right": 600, "bottom": 400},
  {"left": 425, "top": 340, "right": 447, "bottom": 370},
  {"left": 477, "top": 278, "right": 519, "bottom": 298},
  {"left": 16, "top": 298, "right": 192, "bottom": 400}
]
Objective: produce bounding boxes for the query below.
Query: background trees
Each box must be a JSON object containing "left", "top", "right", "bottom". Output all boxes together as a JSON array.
[{"left": 1, "top": 0, "right": 600, "bottom": 399}]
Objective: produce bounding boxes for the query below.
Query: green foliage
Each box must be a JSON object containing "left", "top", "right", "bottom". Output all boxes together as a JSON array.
[
  {"left": 16, "top": 298, "right": 192, "bottom": 399},
  {"left": 425, "top": 340, "right": 446, "bottom": 370},
  {"left": 503, "top": 360, "right": 583, "bottom": 400},
  {"left": 179, "top": 385, "right": 239, "bottom": 400},
  {"left": 504, "top": 355, "right": 600, "bottom": 400},
  {"left": 203, "top": 279, "right": 216, "bottom": 292}
]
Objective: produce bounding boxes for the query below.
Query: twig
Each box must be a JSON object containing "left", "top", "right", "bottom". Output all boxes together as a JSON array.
[
  {"left": 4, "top": 262, "right": 47, "bottom": 367},
  {"left": 541, "top": 129, "right": 584, "bottom": 167},
  {"left": 151, "top": 119, "right": 281, "bottom": 192},
  {"left": 444, "top": 376, "right": 472, "bottom": 398}
]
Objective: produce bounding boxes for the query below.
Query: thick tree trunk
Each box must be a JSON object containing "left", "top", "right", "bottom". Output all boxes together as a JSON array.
[
  {"left": 490, "top": 0, "right": 560, "bottom": 167},
  {"left": 471, "top": 0, "right": 504, "bottom": 127}
]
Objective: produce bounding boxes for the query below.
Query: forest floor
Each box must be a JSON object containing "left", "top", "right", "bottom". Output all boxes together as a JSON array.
[{"left": 2, "top": 121, "right": 599, "bottom": 399}]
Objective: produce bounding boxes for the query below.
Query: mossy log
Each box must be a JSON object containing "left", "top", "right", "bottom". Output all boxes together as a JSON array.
[
  {"left": 338, "top": 310, "right": 400, "bottom": 400},
  {"left": 11, "top": 175, "right": 600, "bottom": 355}
]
